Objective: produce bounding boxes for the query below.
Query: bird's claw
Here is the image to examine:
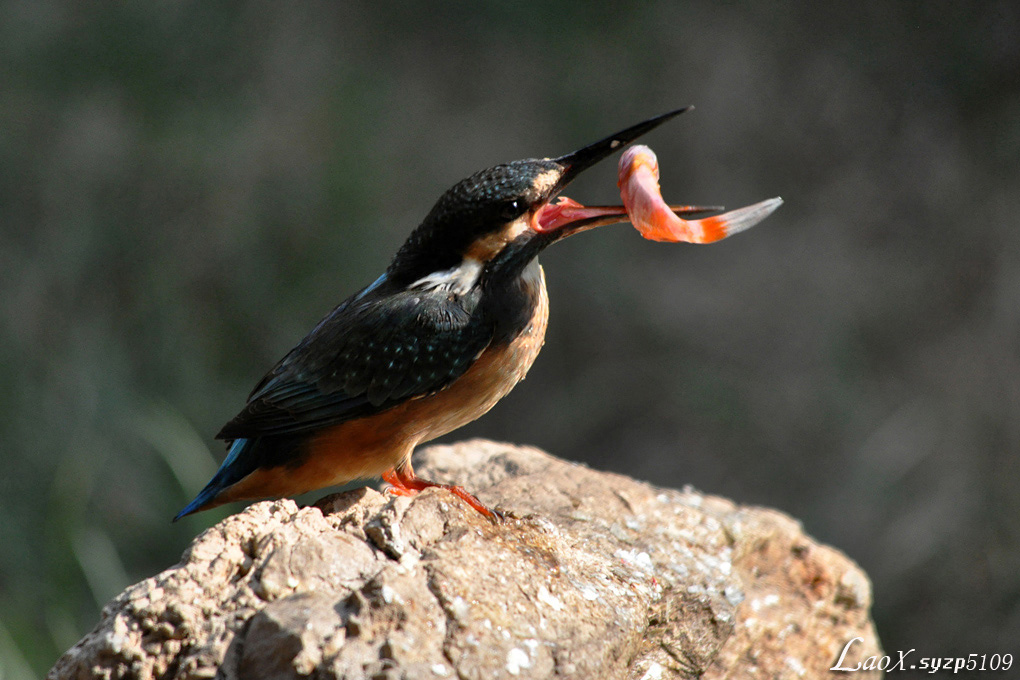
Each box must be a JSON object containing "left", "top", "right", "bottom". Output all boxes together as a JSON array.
[{"left": 382, "top": 468, "right": 505, "bottom": 523}]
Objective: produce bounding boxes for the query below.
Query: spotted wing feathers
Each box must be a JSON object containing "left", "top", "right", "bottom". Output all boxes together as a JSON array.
[{"left": 217, "top": 287, "right": 489, "bottom": 440}]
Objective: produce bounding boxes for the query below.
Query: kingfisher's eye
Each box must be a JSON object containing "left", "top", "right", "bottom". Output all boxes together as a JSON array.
[{"left": 499, "top": 199, "right": 524, "bottom": 221}]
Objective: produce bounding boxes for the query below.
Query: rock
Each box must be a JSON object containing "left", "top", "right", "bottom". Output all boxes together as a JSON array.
[{"left": 49, "top": 440, "right": 882, "bottom": 679}]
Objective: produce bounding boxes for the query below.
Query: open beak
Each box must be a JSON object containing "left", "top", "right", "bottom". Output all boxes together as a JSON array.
[
  {"left": 533, "top": 198, "right": 723, "bottom": 236},
  {"left": 532, "top": 107, "right": 719, "bottom": 237}
]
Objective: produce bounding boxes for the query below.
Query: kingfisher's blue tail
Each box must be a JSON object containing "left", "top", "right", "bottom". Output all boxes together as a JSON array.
[{"left": 173, "top": 438, "right": 254, "bottom": 522}]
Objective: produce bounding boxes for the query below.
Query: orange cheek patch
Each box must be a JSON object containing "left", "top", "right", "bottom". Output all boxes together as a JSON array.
[{"left": 464, "top": 218, "right": 531, "bottom": 261}]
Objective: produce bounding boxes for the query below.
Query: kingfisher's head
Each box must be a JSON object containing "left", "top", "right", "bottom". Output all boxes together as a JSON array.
[{"left": 385, "top": 108, "right": 692, "bottom": 289}]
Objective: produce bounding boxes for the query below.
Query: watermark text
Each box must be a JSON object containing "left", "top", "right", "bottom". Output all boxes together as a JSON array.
[{"left": 831, "top": 637, "right": 1013, "bottom": 673}]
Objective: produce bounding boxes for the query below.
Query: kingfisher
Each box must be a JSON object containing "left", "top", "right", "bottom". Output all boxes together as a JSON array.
[{"left": 175, "top": 108, "right": 734, "bottom": 522}]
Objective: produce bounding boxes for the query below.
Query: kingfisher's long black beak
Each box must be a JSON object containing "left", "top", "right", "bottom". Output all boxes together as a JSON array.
[
  {"left": 549, "top": 107, "right": 691, "bottom": 196},
  {"left": 533, "top": 107, "right": 721, "bottom": 238}
]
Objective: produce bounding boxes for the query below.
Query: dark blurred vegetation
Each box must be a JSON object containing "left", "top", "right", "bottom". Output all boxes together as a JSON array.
[{"left": 2, "top": 1, "right": 1018, "bottom": 676}]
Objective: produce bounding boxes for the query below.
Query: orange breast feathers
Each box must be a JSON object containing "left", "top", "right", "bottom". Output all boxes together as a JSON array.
[{"left": 617, "top": 144, "right": 782, "bottom": 244}]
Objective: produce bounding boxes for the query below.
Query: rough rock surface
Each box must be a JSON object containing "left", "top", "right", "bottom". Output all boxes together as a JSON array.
[{"left": 50, "top": 440, "right": 882, "bottom": 679}]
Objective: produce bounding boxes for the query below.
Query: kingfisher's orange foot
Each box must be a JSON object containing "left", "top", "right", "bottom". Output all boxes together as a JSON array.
[{"left": 382, "top": 468, "right": 505, "bottom": 523}]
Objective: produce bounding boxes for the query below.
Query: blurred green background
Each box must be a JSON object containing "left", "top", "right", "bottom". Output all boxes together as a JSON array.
[{"left": 3, "top": 1, "right": 1018, "bottom": 676}]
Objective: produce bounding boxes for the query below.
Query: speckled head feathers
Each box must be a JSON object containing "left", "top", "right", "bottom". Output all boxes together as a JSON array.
[
  {"left": 386, "top": 108, "right": 691, "bottom": 285},
  {"left": 387, "top": 159, "right": 565, "bottom": 283}
]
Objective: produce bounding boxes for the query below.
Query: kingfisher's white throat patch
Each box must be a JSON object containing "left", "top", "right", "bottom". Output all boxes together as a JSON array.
[{"left": 411, "top": 257, "right": 484, "bottom": 295}]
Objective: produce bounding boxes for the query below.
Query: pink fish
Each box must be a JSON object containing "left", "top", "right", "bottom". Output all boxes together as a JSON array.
[
  {"left": 532, "top": 144, "right": 780, "bottom": 244},
  {"left": 618, "top": 144, "right": 782, "bottom": 243}
]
